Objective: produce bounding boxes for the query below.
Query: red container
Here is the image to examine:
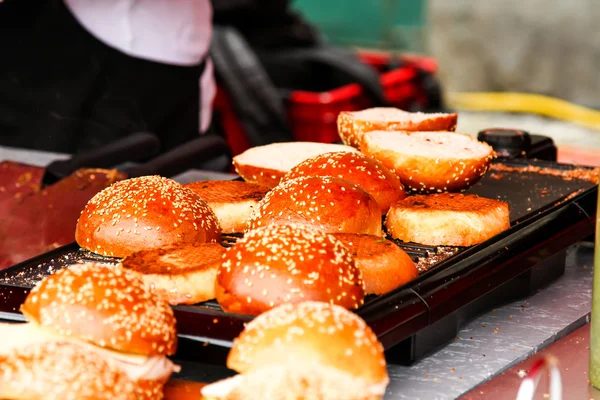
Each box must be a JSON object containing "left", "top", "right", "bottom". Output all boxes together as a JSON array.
[{"left": 214, "top": 51, "right": 439, "bottom": 157}]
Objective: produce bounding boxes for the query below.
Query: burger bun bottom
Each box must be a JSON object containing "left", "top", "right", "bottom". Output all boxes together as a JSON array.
[{"left": 202, "top": 363, "right": 387, "bottom": 400}]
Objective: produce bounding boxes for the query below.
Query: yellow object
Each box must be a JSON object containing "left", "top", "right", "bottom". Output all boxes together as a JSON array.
[{"left": 446, "top": 92, "right": 600, "bottom": 132}]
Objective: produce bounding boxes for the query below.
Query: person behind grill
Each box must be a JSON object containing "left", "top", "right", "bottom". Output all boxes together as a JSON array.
[{"left": 0, "top": 0, "right": 215, "bottom": 155}]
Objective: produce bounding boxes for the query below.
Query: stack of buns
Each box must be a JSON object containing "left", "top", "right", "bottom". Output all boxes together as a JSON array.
[
  {"left": 18, "top": 106, "right": 515, "bottom": 399},
  {"left": 337, "top": 107, "right": 458, "bottom": 148},
  {"left": 69, "top": 106, "right": 509, "bottom": 315},
  {"left": 0, "top": 263, "right": 179, "bottom": 400}
]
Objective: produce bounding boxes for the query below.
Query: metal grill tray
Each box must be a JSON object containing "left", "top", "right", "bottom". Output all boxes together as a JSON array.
[{"left": 0, "top": 158, "right": 597, "bottom": 364}]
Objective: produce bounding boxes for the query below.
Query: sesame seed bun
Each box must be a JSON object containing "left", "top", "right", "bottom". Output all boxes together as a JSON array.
[
  {"left": 385, "top": 193, "right": 511, "bottom": 246},
  {"left": 282, "top": 152, "right": 406, "bottom": 214},
  {"left": 184, "top": 180, "right": 269, "bottom": 233},
  {"left": 337, "top": 107, "right": 457, "bottom": 148},
  {"left": 360, "top": 131, "right": 495, "bottom": 194},
  {"left": 0, "top": 341, "right": 138, "bottom": 400},
  {"left": 75, "top": 175, "right": 221, "bottom": 258},
  {"left": 121, "top": 243, "right": 225, "bottom": 305},
  {"left": 21, "top": 263, "right": 178, "bottom": 356},
  {"left": 332, "top": 233, "right": 418, "bottom": 295},
  {"left": 202, "top": 301, "right": 389, "bottom": 400},
  {"left": 247, "top": 176, "right": 383, "bottom": 236},
  {"left": 215, "top": 224, "right": 365, "bottom": 316},
  {"left": 232, "top": 142, "right": 359, "bottom": 188}
]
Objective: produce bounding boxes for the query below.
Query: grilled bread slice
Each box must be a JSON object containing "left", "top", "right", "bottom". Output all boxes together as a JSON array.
[
  {"left": 361, "top": 130, "right": 495, "bottom": 194},
  {"left": 385, "top": 193, "right": 510, "bottom": 247},
  {"left": 337, "top": 107, "right": 457, "bottom": 148},
  {"left": 184, "top": 180, "right": 270, "bottom": 233},
  {"left": 121, "top": 243, "right": 225, "bottom": 305},
  {"left": 332, "top": 233, "right": 418, "bottom": 295},
  {"left": 232, "top": 142, "right": 359, "bottom": 188}
]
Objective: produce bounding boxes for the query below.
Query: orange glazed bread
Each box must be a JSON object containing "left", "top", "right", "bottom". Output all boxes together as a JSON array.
[
  {"left": 337, "top": 107, "right": 457, "bottom": 148},
  {"left": 202, "top": 301, "right": 389, "bottom": 400},
  {"left": 232, "top": 141, "right": 359, "bottom": 188},
  {"left": 360, "top": 130, "right": 495, "bottom": 194},
  {"left": 385, "top": 193, "right": 511, "bottom": 246},
  {"left": 75, "top": 176, "right": 221, "bottom": 258},
  {"left": 215, "top": 224, "right": 365, "bottom": 316},
  {"left": 332, "top": 233, "right": 418, "bottom": 295},
  {"left": 282, "top": 151, "right": 406, "bottom": 214},
  {"left": 184, "top": 180, "right": 270, "bottom": 233},
  {"left": 246, "top": 176, "right": 382, "bottom": 236}
]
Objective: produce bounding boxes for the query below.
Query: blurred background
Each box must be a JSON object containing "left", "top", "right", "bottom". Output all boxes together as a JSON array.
[{"left": 291, "top": 0, "right": 600, "bottom": 164}]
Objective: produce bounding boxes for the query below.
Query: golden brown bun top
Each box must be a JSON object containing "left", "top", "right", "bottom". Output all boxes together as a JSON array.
[
  {"left": 282, "top": 151, "right": 405, "bottom": 213},
  {"left": 216, "top": 224, "right": 364, "bottom": 315},
  {"left": 184, "top": 180, "right": 270, "bottom": 205},
  {"left": 75, "top": 175, "right": 221, "bottom": 258},
  {"left": 21, "top": 263, "right": 177, "bottom": 356},
  {"left": 227, "top": 301, "right": 388, "bottom": 386},
  {"left": 396, "top": 193, "right": 509, "bottom": 213},
  {"left": 246, "top": 176, "right": 382, "bottom": 236}
]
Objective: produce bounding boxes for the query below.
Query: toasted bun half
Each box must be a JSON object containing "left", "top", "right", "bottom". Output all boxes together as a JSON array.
[
  {"left": 361, "top": 131, "right": 495, "bottom": 194},
  {"left": 202, "top": 301, "right": 388, "bottom": 400},
  {"left": 247, "top": 176, "right": 382, "bottom": 236},
  {"left": 337, "top": 107, "right": 457, "bottom": 148},
  {"left": 232, "top": 142, "right": 359, "bottom": 188},
  {"left": 184, "top": 180, "right": 269, "bottom": 233},
  {"left": 0, "top": 341, "right": 138, "bottom": 400},
  {"left": 282, "top": 151, "right": 406, "bottom": 214},
  {"left": 385, "top": 193, "right": 511, "bottom": 246},
  {"left": 121, "top": 243, "right": 225, "bottom": 305},
  {"left": 215, "top": 224, "right": 365, "bottom": 316},
  {"left": 76, "top": 175, "right": 221, "bottom": 258},
  {"left": 21, "top": 263, "right": 177, "bottom": 356},
  {"left": 332, "top": 233, "right": 418, "bottom": 295}
]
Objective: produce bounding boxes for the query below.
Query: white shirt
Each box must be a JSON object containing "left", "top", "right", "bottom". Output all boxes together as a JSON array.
[{"left": 64, "top": 0, "right": 215, "bottom": 133}]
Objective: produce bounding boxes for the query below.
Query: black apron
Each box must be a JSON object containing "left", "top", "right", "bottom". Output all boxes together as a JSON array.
[{"left": 0, "top": 0, "right": 206, "bottom": 155}]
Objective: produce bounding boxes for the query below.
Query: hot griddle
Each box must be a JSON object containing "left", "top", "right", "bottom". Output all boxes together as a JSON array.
[{"left": 0, "top": 158, "right": 597, "bottom": 365}]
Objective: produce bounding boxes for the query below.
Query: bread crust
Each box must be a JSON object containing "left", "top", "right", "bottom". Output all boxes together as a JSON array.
[
  {"left": 338, "top": 107, "right": 458, "bottom": 148},
  {"left": 75, "top": 176, "right": 221, "bottom": 258},
  {"left": 184, "top": 180, "right": 269, "bottom": 233},
  {"left": 360, "top": 131, "right": 495, "bottom": 194},
  {"left": 332, "top": 233, "right": 418, "bottom": 295},
  {"left": 282, "top": 151, "right": 406, "bottom": 214},
  {"left": 247, "top": 176, "right": 383, "bottom": 236},
  {"left": 215, "top": 225, "right": 365, "bottom": 316},
  {"left": 232, "top": 142, "right": 359, "bottom": 188},
  {"left": 231, "top": 163, "right": 286, "bottom": 188},
  {"left": 21, "top": 263, "right": 178, "bottom": 356},
  {"left": 0, "top": 341, "right": 138, "bottom": 400},
  {"left": 121, "top": 243, "right": 225, "bottom": 305},
  {"left": 385, "top": 193, "right": 511, "bottom": 246}
]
